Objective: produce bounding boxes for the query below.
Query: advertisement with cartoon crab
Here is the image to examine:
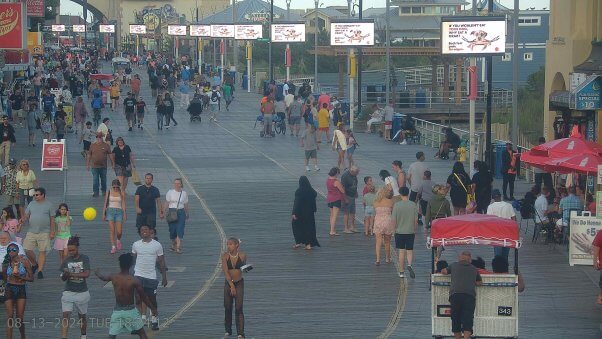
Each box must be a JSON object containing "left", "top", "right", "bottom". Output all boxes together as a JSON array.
[
  {"left": 129, "top": 24, "right": 146, "bottom": 34},
  {"left": 168, "top": 25, "right": 187, "bottom": 36},
  {"left": 211, "top": 24, "right": 234, "bottom": 38},
  {"left": 330, "top": 22, "right": 374, "bottom": 46},
  {"left": 99, "top": 24, "right": 115, "bottom": 33},
  {"left": 271, "top": 23, "right": 306, "bottom": 42},
  {"left": 234, "top": 24, "right": 263, "bottom": 40},
  {"left": 441, "top": 19, "right": 506, "bottom": 55},
  {"left": 190, "top": 25, "right": 211, "bottom": 37}
]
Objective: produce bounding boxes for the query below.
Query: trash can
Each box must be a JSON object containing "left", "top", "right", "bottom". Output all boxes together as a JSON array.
[
  {"left": 494, "top": 142, "right": 506, "bottom": 179},
  {"left": 392, "top": 113, "right": 404, "bottom": 142},
  {"left": 398, "top": 91, "right": 410, "bottom": 108}
]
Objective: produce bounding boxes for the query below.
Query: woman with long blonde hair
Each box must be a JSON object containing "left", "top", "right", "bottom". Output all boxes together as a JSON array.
[{"left": 372, "top": 185, "right": 395, "bottom": 265}]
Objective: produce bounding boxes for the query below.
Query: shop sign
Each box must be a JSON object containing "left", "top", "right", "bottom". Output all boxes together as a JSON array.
[
  {"left": 570, "top": 75, "right": 602, "bottom": 110},
  {"left": 41, "top": 139, "right": 65, "bottom": 171},
  {"left": 569, "top": 211, "right": 602, "bottom": 266},
  {"left": 25, "top": 0, "right": 44, "bottom": 17},
  {"left": 0, "top": 3, "right": 25, "bottom": 49}
]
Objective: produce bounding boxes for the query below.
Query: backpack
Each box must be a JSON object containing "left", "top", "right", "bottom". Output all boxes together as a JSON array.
[{"left": 211, "top": 91, "right": 219, "bottom": 102}]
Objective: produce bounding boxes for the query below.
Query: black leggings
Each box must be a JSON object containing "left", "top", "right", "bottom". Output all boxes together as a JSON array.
[{"left": 224, "top": 279, "right": 244, "bottom": 337}]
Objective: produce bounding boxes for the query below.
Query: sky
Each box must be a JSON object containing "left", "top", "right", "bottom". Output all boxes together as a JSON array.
[{"left": 61, "top": 0, "right": 550, "bottom": 17}]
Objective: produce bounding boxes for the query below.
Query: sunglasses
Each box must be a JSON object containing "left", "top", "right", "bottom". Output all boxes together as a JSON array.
[
  {"left": 33, "top": 193, "right": 41, "bottom": 197},
  {"left": 7, "top": 248, "right": 18, "bottom": 252}
]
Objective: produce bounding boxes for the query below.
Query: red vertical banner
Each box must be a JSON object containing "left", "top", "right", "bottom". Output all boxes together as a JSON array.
[
  {"left": 285, "top": 47, "right": 291, "bottom": 67},
  {"left": 0, "top": 3, "right": 24, "bottom": 49},
  {"left": 467, "top": 66, "right": 478, "bottom": 100}
]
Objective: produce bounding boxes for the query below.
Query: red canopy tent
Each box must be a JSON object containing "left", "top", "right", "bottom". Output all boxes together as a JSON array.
[
  {"left": 429, "top": 214, "right": 521, "bottom": 248},
  {"left": 521, "top": 136, "right": 602, "bottom": 174},
  {"left": 528, "top": 136, "right": 602, "bottom": 157}
]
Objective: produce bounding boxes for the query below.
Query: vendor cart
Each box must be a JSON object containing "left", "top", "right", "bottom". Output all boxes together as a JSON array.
[{"left": 428, "top": 214, "right": 522, "bottom": 338}]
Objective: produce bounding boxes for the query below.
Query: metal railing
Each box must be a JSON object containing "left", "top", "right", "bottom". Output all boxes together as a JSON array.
[{"left": 412, "top": 117, "right": 483, "bottom": 160}]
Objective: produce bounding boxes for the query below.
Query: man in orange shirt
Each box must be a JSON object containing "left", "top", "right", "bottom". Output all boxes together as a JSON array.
[{"left": 130, "top": 75, "right": 141, "bottom": 97}]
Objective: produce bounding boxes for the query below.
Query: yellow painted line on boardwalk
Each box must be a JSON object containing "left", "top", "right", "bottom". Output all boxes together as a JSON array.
[
  {"left": 143, "top": 129, "right": 228, "bottom": 334},
  {"left": 215, "top": 121, "right": 408, "bottom": 338}
]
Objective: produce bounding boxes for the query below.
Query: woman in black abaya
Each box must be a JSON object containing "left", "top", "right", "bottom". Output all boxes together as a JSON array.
[{"left": 292, "top": 176, "right": 321, "bottom": 250}]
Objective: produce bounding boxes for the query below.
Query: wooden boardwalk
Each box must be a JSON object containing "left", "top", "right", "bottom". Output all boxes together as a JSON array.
[{"left": 3, "top": 69, "right": 600, "bottom": 338}]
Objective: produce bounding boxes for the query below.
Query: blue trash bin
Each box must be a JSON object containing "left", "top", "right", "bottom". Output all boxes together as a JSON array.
[
  {"left": 391, "top": 113, "right": 403, "bottom": 141},
  {"left": 494, "top": 142, "right": 506, "bottom": 179}
]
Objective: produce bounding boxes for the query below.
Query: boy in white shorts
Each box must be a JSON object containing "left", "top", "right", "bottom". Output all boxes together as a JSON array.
[{"left": 60, "top": 236, "right": 91, "bottom": 339}]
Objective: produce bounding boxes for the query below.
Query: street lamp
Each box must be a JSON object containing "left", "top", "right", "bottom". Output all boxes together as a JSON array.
[
  {"left": 285, "top": 0, "right": 291, "bottom": 81},
  {"left": 314, "top": 0, "right": 320, "bottom": 92},
  {"left": 269, "top": 0, "right": 274, "bottom": 81}
]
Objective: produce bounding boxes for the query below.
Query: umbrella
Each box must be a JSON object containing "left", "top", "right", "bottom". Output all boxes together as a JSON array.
[
  {"left": 429, "top": 214, "right": 521, "bottom": 248},
  {"left": 554, "top": 153, "right": 602, "bottom": 175},
  {"left": 530, "top": 136, "right": 602, "bottom": 157}
]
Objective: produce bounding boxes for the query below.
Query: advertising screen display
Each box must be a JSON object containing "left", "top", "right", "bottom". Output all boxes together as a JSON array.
[
  {"left": 234, "top": 24, "right": 263, "bottom": 40},
  {"left": 211, "top": 24, "right": 234, "bottom": 38},
  {"left": 72, "top": 25, "right": 86, "bottom": 33},
  {"left": 270, "top": 23, "right": 305, "bottom": 42},
  {"left": 168, "top": 25, "right": 187, "bottom": 36},
  {"left": 51, "top": 24, "right": 66, "bottom": 32},
  {"left": 129, "top": 24, "right": 146, "bottom": 34},
  {"left": 189, "top": 25, "right": 211, "bottom": 37},
  {"left": 330, "top": 21, "right": 375, "bottom": 46},
  {"left": 441, "top": 16, "right": 506, "bottom": 55},
  {"left": 99, "top": 24, "right": 115, "bottom": 33}
]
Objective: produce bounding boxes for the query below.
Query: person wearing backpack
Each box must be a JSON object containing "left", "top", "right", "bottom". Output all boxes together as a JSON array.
[{"left": 208, "top": 86, "right": 221, "bottom": 122}]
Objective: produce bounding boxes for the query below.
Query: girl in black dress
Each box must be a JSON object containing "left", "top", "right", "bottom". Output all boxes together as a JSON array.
[
  {"left": 471, "top": 161, "right": 493, "bottom": 214},
  {"left": 292, "top": 176, "right": 321, "bottom": 250},
  {"left": 446, "top": 161, "right": 471, "bottom": 215}
]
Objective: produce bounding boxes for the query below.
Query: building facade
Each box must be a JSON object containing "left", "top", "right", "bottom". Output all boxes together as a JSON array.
[{"left": 544, "top": 0, "right": 602, "bottom": 142}]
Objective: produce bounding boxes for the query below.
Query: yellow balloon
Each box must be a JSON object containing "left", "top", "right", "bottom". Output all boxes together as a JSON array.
[{"left": 83, "top": 207, "right": 97, "bottom": 221}]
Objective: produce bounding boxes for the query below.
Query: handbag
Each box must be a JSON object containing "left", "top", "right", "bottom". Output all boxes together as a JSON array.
[
  {"left": 454, "top": 173, "right": 477, "bottom": 213},
  {"left": 131, "top": 169, "right": 141, "bottom": 186},
  {"left": 166, "top": 191, "right": 182, "bottom": 223}
]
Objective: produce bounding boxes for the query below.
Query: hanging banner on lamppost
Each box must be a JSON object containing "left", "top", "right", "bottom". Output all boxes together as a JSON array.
[
  {"left": 270, "top": 23, "right": 305, "bottom": 42},
  {"left": 330, "top": 20, "right": 375, "bottom": 46},
  {"left": 72, "top": 25, "right": 86, "bottom": 33},
  {"left": 0, "top": 3, "right": 26, "bottom": 49},
  {"left": 234, "top": 24, "right": 263, "bottom": 40},
  {"left": 190, "top": 25, "right": 211, "bottom": 37},
  {"left": 129, "top": 25, "right": 146, "bottom": 34},
  {"left": 211, "top": 24, "right": 234, "bottom": 38}
]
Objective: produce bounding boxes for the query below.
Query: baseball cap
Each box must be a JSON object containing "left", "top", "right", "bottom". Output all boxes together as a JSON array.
[
  {"left": 8, "top": 158, "right": 15, "bottom": 165},
  {"left": 491, "top": 189, "right": 502, "bottom": 198}
]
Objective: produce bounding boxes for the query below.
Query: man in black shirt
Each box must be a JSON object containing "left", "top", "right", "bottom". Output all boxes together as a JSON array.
[
  {"left": 441, "top": 251, "right": 482, "bottom": 339},
  {"left": 341, "top": 166, "right": 360, "bottom": 233},
  {"left": 134, "top": 173, "right": 162, "bottom": 229},
  {"left": 9, "top": 90, "right": 24, "bottom": 126},
  {"left": 123, "top": 92, "right": 136, "bottom": 131}
]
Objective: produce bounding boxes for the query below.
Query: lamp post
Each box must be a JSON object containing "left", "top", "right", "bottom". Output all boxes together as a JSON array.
[
  {"left": 233, "top": 0, "right": 237, "bottom": 76},
  {"left": 269, "top": 0, "right": 274, "bottom": 81},
  {"left": 83, "top": 0, "right": 88, "bottom": 50},
  {"left": 314, "top": 0, "right": 319, "bottom": 92},
  {"left": 285, "top": 0, "right": 291, "bottom": 82},
  {"left": 357, "top": 0, "right": 363, "bottom": 119},
  {"left": 385, "top": 0, "right": 390, "bottom": 106}
]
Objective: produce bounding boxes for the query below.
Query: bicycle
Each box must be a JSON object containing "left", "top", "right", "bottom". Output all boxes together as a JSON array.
[{"left": 273, "top": 113, "right": 286, "bottom": 135}]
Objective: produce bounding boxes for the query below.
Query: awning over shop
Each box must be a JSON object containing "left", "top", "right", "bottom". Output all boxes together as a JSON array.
[{"left": 550, "top": 75, "right": 602, "bottom": 110}]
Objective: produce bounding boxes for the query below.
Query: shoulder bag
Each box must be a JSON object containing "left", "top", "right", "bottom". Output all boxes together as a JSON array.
[
  {"left": 454, "top": 173, "right": 476, "bottom": 213},
  {"left": 166, "top": 191, "right": 183, "bottom": 223}
]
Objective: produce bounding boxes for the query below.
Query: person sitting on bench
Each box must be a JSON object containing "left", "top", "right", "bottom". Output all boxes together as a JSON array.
[
  {"left": 436, "top": 127, "right": 460, "bottom": 159},
  {"left": 366, "top": 104, "right": 383, "bottom": 133}
]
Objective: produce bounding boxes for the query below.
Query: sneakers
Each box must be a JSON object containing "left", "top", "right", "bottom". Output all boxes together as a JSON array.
[
  {"left": 111, "top": 246, "right": 116, "bottom": 254},
  {"left": 151, "top": 316, "right": 159, "bottom": 331},
  {"left": 223, "top": 333, "right": 231, "bottom": 338},
  {"left": 398, "top": 271, "right": 405, "bottom": 278},
  {"left": 306, "top": 166, "right": 310, "bottom": 172},
  {"left": 128, "top": 127, "right": 133, "bottom": 131},
  {"left": 116, "top": 240, "right": 122, "bottom": 250},
  {"left": 141, "top": 315, "right": 147, "bottom": 323},
  {"left": 314, "top": 166, "right": 320, "bottom": 171},
  {"left": 407, "top": 265, "right": 415, "bottom": 279},
  {"left": 400, "top": 140, "right": 408, "bottom": 145},
  {"left": 37, "top": 271, "right": 44, "bottom": 279}
]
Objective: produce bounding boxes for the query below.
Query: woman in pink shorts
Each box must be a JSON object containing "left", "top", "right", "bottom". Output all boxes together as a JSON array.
[{"left": 372, "top": 186, "right": 395, "bottom": 265}]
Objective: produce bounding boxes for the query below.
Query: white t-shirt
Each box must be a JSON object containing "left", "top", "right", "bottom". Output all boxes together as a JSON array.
[
  {"left": 534, "top": 195, "right": 548, "bottom": 223},
  {"left": 385, "top": 176, "right": 400, "bottom": 196},
  {"left": 283, "top": 83, "right": 289, "bottom": 96},
  {"left": 487, "top": 201, "right": 516, "bottom": 220},
  {"left": 166, "top": 189, "right": 189, "bottom": 209},
  {"left": 132, "top": 239, "right": 164, "bottom": 280},
  {"left": 408, "top": 161, "right": 429, "bottom": 192},
  {"left": 284, "top": 93, "right": 294, "bottom": 108}
]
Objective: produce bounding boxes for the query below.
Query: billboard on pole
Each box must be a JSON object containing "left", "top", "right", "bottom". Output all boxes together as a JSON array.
[
  {"left": 26, "top": 0, "right": 44, "bottom": 17},
  {"left": 441, "top": 16, "right": 506, "bottom": 55},
  {"left": 51, "top": 24, "right": 65, "bottom": 32},
  {"left": 72, "top": 25, "right": 86, "bottom": 33},
  {"left": 0, "top": 3, "right": 25, "bottom": 49},
  {"left": 168, "top": 25, "right": 187, "bottom": 36},
  {"left": 99, "top": 24, "right": 115, "bottom": 33},
  {"left": 190, "top": 25, "right": 211, "bottom": 37},
  {"left": 330, "top": 21, "right": 375, "bottom": 46},
  {"left": 129, "top": 25, "right": 146, "bottom": 34},
  {"left": 211, "top": 24, "right": 234, "bottom": 38},
  {"left": 234, "top": 24, "right": 263, "bottom": 40},
  {"left": 270, "top": 23, "right": 305, "bottom": 42}
]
